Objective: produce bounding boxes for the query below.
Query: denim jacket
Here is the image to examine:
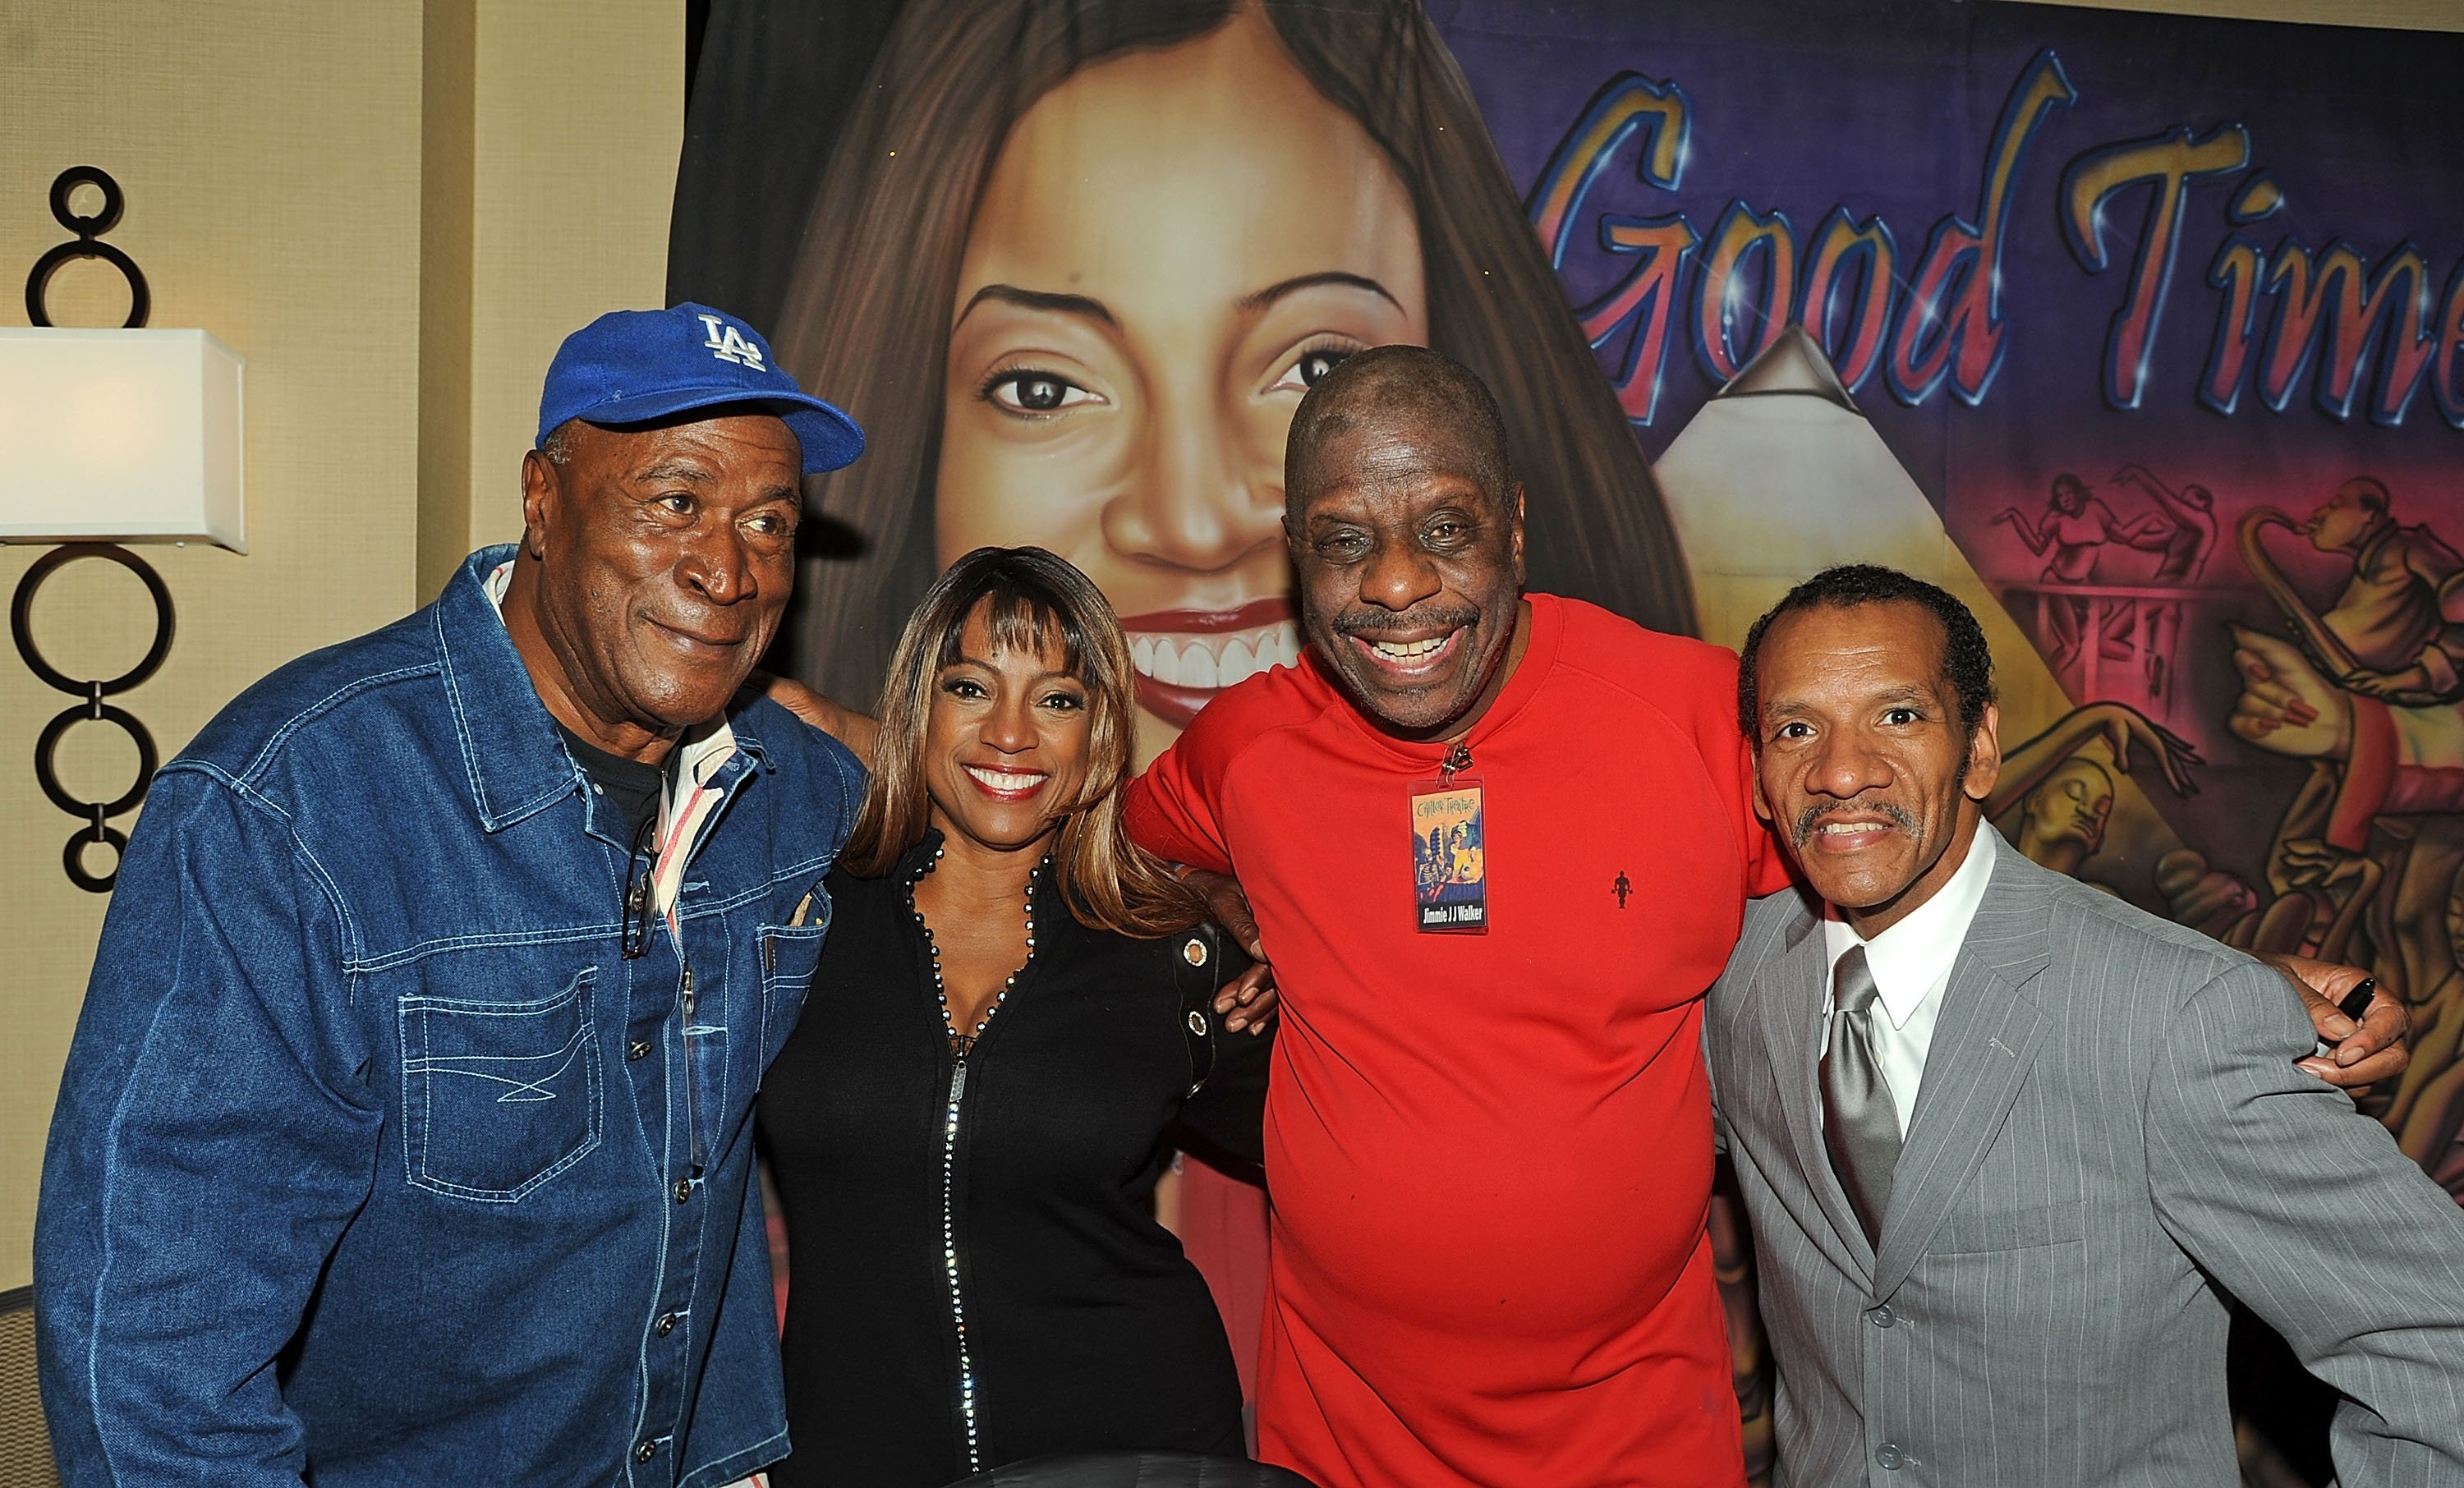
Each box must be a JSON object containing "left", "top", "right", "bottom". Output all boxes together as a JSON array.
[{"left": 35, "top": 547, "right": 862, "bottom": 1487}]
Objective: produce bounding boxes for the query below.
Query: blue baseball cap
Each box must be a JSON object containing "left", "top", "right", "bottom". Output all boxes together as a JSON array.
[{"left": 536, "top": 302, "right": 865, "bottom": 474}]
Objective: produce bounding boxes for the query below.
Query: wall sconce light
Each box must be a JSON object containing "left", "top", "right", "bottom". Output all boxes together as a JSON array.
[{"left": 2, "top": 167, "right": 245, "bottom": 892}]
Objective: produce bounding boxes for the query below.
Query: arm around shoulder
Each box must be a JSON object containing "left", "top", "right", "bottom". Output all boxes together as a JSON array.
[
  {"left": 756, "top": 670, "right": 879, "bottom": 765},
  {"left": 2143, "top": 959, "right": 2464, "bottom": 1477},
  {"left": 35, "top": 769, "right": 380, "bottom": 1485},
  {"left": 1170, "top": 935, "right": 1271, "bottom": 1178},
  {"left": 1124, "top": 728, "right": 1236, "bottom": 874}
]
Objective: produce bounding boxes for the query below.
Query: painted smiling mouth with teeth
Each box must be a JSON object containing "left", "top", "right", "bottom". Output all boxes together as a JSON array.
[{"left": 1119, "top": 597, "right": 1303, "bottom": 728}]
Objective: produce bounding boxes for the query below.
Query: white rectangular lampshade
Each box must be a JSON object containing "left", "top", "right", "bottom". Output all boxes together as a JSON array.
[{"left": 0, "top": 327, "right": 246, "bottom": 552}]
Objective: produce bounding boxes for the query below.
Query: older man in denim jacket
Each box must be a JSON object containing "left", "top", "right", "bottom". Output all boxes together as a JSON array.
[{"left": 35, "top": 305, "right": 865, "bottom": 1487}]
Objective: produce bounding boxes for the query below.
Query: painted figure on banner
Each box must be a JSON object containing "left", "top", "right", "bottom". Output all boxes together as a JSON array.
[
  {"left": 1989, "top": 703, "right": 2200, "bottom": 886},
  {"left": 1993, "top": 474, "right": 2209, "bottom": 709},
  {"left": 2111, "top": 465, "right": 2222, "bottom": 584},
  {"left": 2218, "top": 482, "right": 2464, "bottom": 1194},
  {"left": 2010, "top": 757, "right": 2117, "bottom": 875},
  {"left": 2283, "top": 477, "right": 2464, "bottom": 705},
  {"left": 2109, "top": 464, "right": 2221, "bottom": 696},
  {"left": 1993, "top": 473, "right": 2143, "bottom": 586}
]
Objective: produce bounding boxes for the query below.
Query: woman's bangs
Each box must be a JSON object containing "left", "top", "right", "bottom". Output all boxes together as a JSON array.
[{"left": 936, "top": 582, "right": 1090, "bottom": 679}]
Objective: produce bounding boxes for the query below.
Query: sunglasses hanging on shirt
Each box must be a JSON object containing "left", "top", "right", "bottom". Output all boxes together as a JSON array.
[{"left": 621, "top": 811, "right": 659, "bottom": 959}]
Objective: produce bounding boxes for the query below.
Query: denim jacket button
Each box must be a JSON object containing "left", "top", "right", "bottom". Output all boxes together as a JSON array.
[
  {"left": 672, "top": 1178, "right": 692, "bottom": 1204},
  {"left": 627, "top": 1040, "right": 652, "bottom": 1061},
  {"left": 654, "top": 1312, "right": 677, "bottom": 1338},
  {"left": 634, "top": 1440, "right": 658, "bottom": 1463}
]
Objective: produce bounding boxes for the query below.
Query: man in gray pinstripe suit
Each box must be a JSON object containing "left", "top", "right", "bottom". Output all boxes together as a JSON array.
[{"left": 1709, "top": 564, "right": 2464, "bottom": 1486}]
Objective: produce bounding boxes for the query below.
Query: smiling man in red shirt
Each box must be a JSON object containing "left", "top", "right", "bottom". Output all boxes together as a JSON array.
[{"left": 1125, "top": 346, "right": 1788, "bottom": 1486}]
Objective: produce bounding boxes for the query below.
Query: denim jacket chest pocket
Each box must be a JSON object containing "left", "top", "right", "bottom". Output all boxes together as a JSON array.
[
  {"left": 756, "top": 898, "right": 831, "bottom": 1068},
  {"left": 398, "top": 966, "right": 605, "bottom": 1202}
]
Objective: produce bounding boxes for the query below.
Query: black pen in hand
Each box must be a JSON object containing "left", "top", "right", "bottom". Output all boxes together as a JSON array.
[
  {"left": 2336, "top": 977, "right": 2378, "bottom": 1025},
  {"left": 2312, "top": 976, "right": 2378, "bottom": 1059}
]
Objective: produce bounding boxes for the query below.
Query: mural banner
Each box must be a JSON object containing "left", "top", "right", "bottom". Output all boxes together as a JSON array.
[
  {"left": 673, "top": 0, "right": 2464, "bottom": 1477},
  {"left": 1447, "top": 0, "right": 2464, "bottom": 1206}
]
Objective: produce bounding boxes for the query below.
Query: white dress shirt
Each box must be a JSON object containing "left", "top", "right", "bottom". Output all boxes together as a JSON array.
[{"left": 1821, "top": 824, "right": 2000, "bottom": 1141}]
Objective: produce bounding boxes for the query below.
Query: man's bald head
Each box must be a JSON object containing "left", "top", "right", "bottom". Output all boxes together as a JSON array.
[
  {"left": 1285, "top": 345, "right": 1513, "bottom": 518},
  {"left": 1279, "top": 344, "right": 1529, "bottom": 740}
]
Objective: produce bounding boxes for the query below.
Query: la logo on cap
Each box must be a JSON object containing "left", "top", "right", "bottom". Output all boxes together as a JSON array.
[{"left": 697, "top": 313, "right": 765, "bottom": 370}]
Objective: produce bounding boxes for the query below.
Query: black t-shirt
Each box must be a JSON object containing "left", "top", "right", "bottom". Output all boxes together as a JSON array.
[{"left": 555, "top": 720, "right": 667, "bottom": 839}]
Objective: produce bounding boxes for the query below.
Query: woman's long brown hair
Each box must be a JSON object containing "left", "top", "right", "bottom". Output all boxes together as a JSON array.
[
  {"left": 840, "top": 546, "right": 1206, "bottom": 939},
  {"left": 770, "top": 0, "right": 1696, "bottom": 708}
]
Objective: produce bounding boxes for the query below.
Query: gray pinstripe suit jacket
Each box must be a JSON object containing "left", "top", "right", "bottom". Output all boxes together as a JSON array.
[{"left": 1706, "top": 841, "right": 2464, "bottom": 1487}]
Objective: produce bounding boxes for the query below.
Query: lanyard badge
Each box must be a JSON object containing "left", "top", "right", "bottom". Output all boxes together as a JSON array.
[{"left": 1411, "top": 742, "right": 1487, "bottom": 934}]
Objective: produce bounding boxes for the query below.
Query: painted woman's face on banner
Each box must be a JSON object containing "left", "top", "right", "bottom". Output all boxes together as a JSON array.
[{"left": 938, "top": 7, "right": 1428, "bottom": 765}]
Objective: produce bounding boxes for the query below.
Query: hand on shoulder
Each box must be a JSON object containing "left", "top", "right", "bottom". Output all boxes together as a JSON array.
[{"left": 752, "top": 671, "right": 879, "bottom": 765}]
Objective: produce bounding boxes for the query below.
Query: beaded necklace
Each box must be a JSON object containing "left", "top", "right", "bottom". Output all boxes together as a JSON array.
[{"left": 913, "top": 842, "right": 1044, "bottom": 1058}]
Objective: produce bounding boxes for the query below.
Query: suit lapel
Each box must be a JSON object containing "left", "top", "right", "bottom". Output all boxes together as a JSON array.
[
  {"left": 1871, "top": 850, "right": 2053, "bottom": 1297},
  {"left": 1757, "top": 899, "right": 1873, "bottom": 1272}
]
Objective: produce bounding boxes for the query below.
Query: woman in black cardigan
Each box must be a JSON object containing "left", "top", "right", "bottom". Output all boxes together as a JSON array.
[{"left": 759, "top": 547, "right": 1272, "bottom": 1486}]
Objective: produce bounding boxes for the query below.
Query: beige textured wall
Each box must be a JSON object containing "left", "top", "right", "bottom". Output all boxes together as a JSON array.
[
  {"left": 420, "top": 0, "right": 480, "bottom": 603},
  {"left": 425, "top": 1, "right": 687, "bottom": 595},
  {"left": 0, "top": 3, "right": 425, "bottom": 1297},
  {"left": 0, "top": 1, "right": 678, "bottom": 1293}
]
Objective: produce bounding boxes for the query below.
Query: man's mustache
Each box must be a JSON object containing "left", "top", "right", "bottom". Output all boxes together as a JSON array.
[
  {"left": 1329, "top": 602, "right": 1483, "bottom": 639},
  {"left": 1793, "top": 800, "right": 1916, "bottom": 846}
]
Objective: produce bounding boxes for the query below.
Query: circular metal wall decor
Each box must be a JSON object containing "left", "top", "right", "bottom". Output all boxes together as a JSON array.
[
  {"left": 11, "top": 545, "right": 172, "bottom": 892},
  {"left": 12, "top": 166, "right": 171, "bottom": 893},
  {"left": 25, "top": 165, "right": 150, "bottom": 328}
]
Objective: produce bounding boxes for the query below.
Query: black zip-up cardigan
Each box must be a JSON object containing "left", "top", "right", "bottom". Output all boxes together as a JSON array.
[{"left": 758, "top": 832, "right": 1271, "bottom": 1487}]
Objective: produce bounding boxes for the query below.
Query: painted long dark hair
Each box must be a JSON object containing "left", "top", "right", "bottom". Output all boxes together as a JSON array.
[{"left": 770, "top": 0, "right": 1697, "bottom": 706}]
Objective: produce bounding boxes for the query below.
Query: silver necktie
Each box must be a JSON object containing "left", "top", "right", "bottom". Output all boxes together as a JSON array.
[{"left": 1822, "top": 944, "right": 1902, "bottom": 1247}]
